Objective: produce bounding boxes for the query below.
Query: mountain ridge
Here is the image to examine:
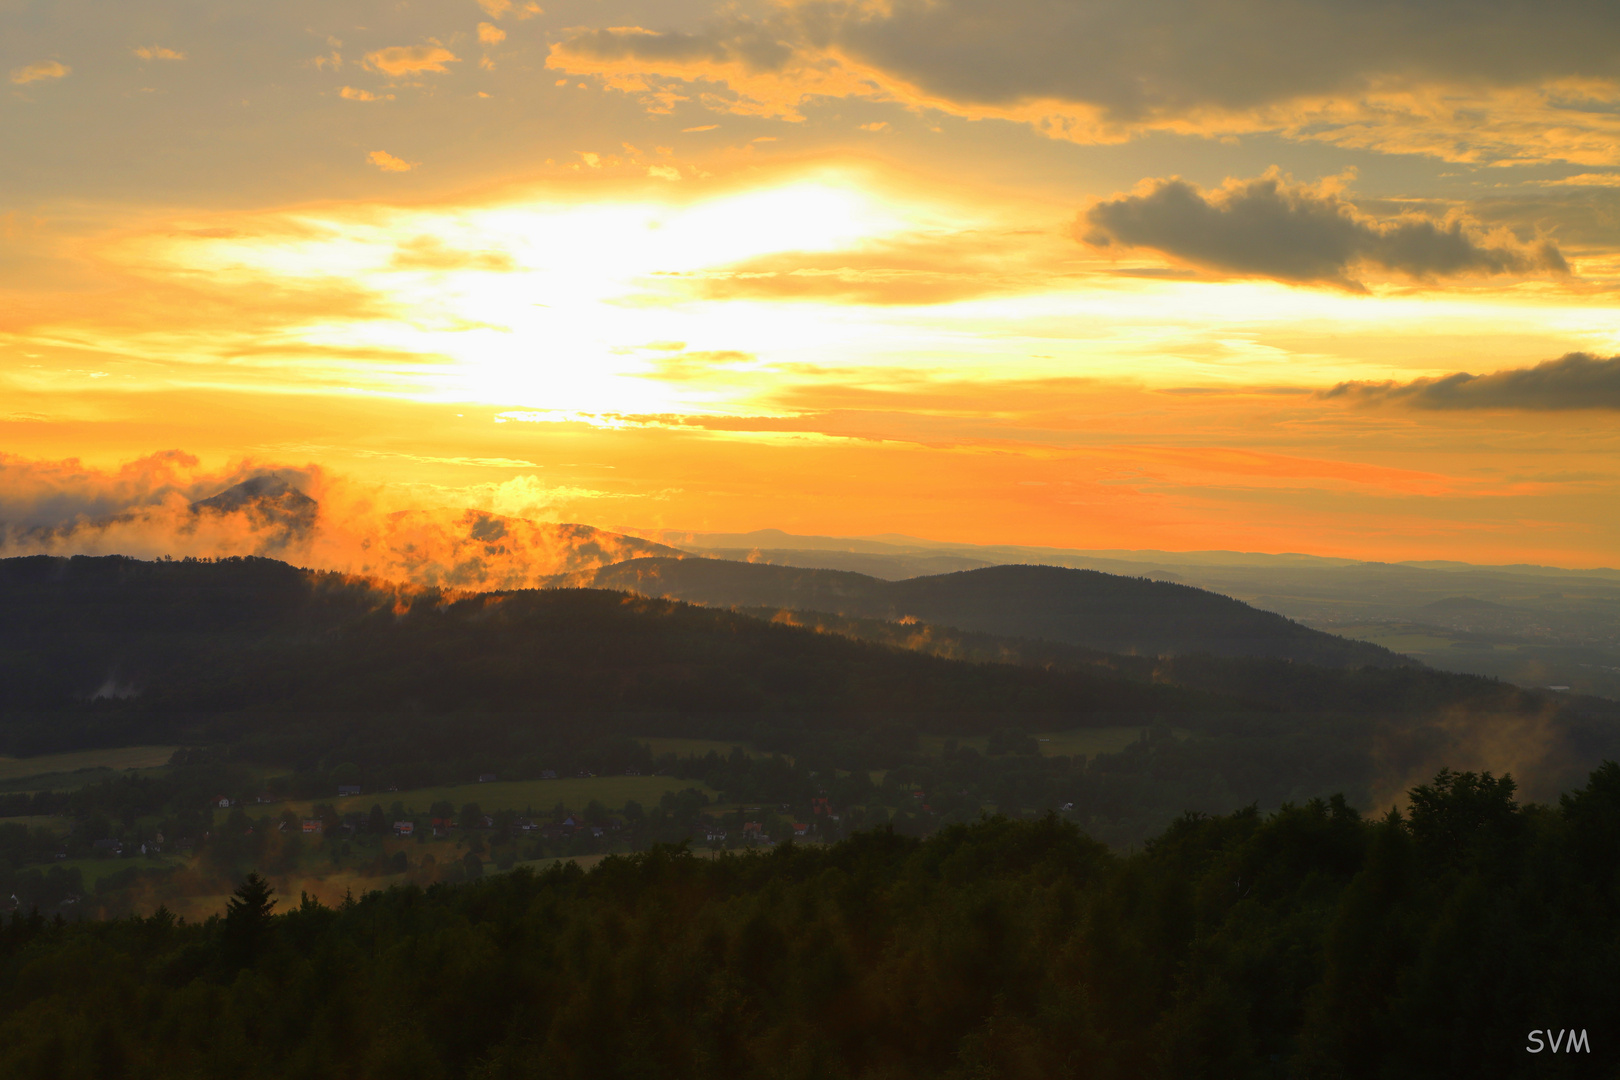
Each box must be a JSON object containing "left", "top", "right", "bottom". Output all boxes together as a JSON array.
[{"left": 580, "top": 557, "right": 1411, "bottom": 669}]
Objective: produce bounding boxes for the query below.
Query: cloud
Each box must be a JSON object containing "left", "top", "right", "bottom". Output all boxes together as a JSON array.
[
  {"left": 0, "top": 451, "right": 669, "bottom": 591},
  {"left": 9, "top": 60, "right": 70, "bottom": 85},
  {"left": 547, "top": 3, "right": 1620, "bottom": 165},
  {"left": 363, "top": 46, "right": 460, "bottom": 77},
  {"left": 1080, "top": 172, "right": 1568, "bottom": 289},
  {"left": 367, "top": 150, "right": 417, "bottom": 173},
  {"left": 133, "top": 46, "right": 185, "bottom": 61},
  {"left": 808, "top": 0, "right": 1620, "bottom": 120},
  {"left": 1324, "top": 353, "right": 1620, "bottom": 411},
  {"left": 477, "top": 0, "right": 512, "bottom": 17},
  {"left": 340, "top": 86, "right": 392, "bottom": 102},
  {"left": 387, "top": 236, "right": 513, "bottom": 271},
  {"left": 478, "top": 22, "right": 507, "bottom": 46}
]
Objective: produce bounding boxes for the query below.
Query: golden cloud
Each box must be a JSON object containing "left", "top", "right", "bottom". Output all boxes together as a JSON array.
[
  {"left": 0, "top": 452, "right": 663, "bottom": 592},
  {"left": 133, "top": 46, "right": 185, "bottom": 61},
  {"left": 9, "top": 60, "right": 70, "bottom": 86},
  {"left": 478, "top": 22, "right": 507, "bottom": 45},
  {"left": 548, "top": 7, "right": 1620, "bottom": 167},
  {"left": 367, "top": 150, "right": 417, "bottom": 173},
  {"left": 363, "top": 45, "right": 460, "bottom": 77}
]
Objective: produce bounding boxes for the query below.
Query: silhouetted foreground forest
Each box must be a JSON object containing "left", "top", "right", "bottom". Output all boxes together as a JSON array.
[{"left": 2, "top": 767, "right": 1615, "bottom": 1079}]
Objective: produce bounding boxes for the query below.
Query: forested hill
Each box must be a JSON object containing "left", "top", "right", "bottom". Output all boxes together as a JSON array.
[
  {"left": 4, "top": 769, "right": 1619, "bottom": 1078},
  {"left": 584, "top": 558, "right": 1408, "bottom": 668},
  {"left": 0, "top": 554, "right": 1220, "bottom": 753}
]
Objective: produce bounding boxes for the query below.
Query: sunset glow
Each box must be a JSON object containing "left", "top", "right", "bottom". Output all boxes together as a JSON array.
[{"left": 5, "top": 0, "right": 1620, "bottom": 567}]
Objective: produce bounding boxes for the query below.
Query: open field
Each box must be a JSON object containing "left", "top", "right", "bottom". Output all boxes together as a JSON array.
[
  {"left": 234, "top": 774, "right": 721, "bottom": 823},
  {"left": 0, "top": 746, "right": 179, "bottom": 785},
  {"left": 51, "top": 854, "right": 187, "bottom": 891},
  {"left": 0, "top": 815, "right": 70, "bottom": 834},
  {"left": 637, "top": 737, "right": 760, "bottom": 759},
  {"left": 918, "top": 726, "right": 1188, "bottom": 761}
]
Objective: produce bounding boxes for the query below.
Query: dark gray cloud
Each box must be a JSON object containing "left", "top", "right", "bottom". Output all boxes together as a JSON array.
[
  {"left": 1081, "top": 174, "right": 1567, "bottom": 288},
  {"left": 1324, "top": 353, "right": 1620, "bottom": 410},
  {"left": 557, "top": 23, "right": 795, "bottom": 71},
  {"left": 563, "top": 0, "right": 1620, "bottom": 120}
]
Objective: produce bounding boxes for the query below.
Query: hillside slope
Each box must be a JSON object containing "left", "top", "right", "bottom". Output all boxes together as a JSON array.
[
  {"left": 586, "top": 558, "right": 1409, "bottom": 668},
  {"left": 0, "top": 555, "right": 1216, "bottom": 752}
]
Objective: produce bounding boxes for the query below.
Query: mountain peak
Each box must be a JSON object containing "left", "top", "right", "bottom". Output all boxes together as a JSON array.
[{"left": 191, "top": 474, "right": 317, "bottom": 534}]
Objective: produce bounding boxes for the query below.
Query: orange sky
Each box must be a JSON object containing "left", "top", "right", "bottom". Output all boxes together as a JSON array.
[{"left": 4, "top": 0, "right": 1620, "bottom": 567}]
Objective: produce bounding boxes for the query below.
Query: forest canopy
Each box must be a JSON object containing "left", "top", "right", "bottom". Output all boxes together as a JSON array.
[{"left": 0, "top": 765, "right": 1614, "bottom": 1079}]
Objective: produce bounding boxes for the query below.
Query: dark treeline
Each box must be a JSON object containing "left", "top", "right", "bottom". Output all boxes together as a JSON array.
[{"left": 2, "top": 765, "right": 1616, "bottom": 1079}]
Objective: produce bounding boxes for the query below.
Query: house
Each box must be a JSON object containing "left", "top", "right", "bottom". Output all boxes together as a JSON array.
[
  {"left": 301, "top": 819, "right": 323, "bottom": 835},
  {"left": 539, "top": 815, "right": 593, "bottom": 841},
  {"left": 478, "top": 773, "right": 497, "bottom": 783},
  {"left": 792, "top": 823, "right": 809, "bottom": 838},
  {"left": 811, "top": 797, "right": 830, "bottom": 816},
  {"left": 394, "top": 821, "right": 414, "bottom": 835},
  {"left": 92, "top": 838, "right": 123, "bottom": 855},
  {"left": 540, "top": 770, "right": 557, "bottom": 780},
  {"left": 337, "top": 784, "right": 362, "bottom": 797},
  {"left": 624, "top": 768, "right": 641, "bottom": 776},
  {"left": 214, "top": 796, "right": 232, "bottom": 809}
]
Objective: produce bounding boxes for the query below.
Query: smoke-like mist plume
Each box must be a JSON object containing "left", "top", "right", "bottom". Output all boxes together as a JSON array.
[{"left": 0, "top": 451, "right": 680, "bottom": 590}]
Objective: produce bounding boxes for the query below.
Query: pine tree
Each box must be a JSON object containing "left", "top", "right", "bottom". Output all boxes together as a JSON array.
[{"left": 222, "top": 871, "right": 276, "bottom": 969}]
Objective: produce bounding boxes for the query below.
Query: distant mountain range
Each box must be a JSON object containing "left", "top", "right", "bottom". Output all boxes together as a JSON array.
[
  {"left": 628, "top": 527, "right": 1620, "bottom": 699},
  {"left": 580, "top": 558, "right": 1409, "bottom": 669},
  {"left": 0, "top": 554, "right": 1216, "bottom": 749},
  {"left": 3, "top": 553, "right": 1613, "bottom": 812},
  {"left": 0, "top": 554, "right": 1552, "bottom": 733}
]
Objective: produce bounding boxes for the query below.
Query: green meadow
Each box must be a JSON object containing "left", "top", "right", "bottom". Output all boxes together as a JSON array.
[
  {"left": 917, "top": 726, "right": 1187, "bottom": 761},
  {"left": 237, "top": 774, "right": 721, "bottom": 822},
  {"left": 0, "top": 745, "right": 179, "bottom": 789}
]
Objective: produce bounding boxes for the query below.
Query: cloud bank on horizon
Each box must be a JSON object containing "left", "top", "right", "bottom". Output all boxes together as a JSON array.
[{"left": 4, "top": 0, "right": 1620, "bottom": 565}]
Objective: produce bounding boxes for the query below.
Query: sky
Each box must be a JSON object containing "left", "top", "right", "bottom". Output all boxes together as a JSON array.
[{"left": 4, "top": 0, "right": 1620, "bottom": 570}]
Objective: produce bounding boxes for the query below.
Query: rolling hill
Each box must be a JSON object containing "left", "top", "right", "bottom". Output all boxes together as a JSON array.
[
  {"left": 582, "top": 558, "right": 1410, "bottom": 668},
  {"left": 0, "top": 554, "right": 1220, "bottom": 754}
]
